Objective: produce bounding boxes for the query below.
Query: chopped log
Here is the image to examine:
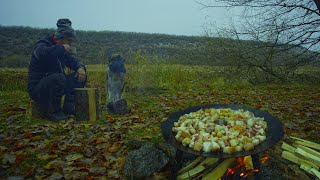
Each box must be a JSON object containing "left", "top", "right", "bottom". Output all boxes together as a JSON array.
[
  {"left": 281, "top": 151, "right": 319, "bottom": 171},
  {"left": 178, "top": 156, "right": 204, "bottom": 174},
  {"left": 295, "top": 148, "right": 320, "bottom": 165},
  {"left": 310, "top": 168, "right": 320, "bottom": 179},
  {"left": 74, "top": 88, "right": 100, "bottom": 122},
  {"left": 281, "top": 142, "right": 296, "bottom": 153},
  {"left": 290, "top": 136, "right": 320, "bottom": 150},
  {"left": 31, "top": 100, "right": 52, "bottom": 119},
  {"left": 282, "top": 142, "right": 320, "bottom": 162},
  {"left": 177, "top": 157, "right": 218, "bottom": 180},
  {"left": 300, "top": 164, "right": 314, "bottom": 175},
  {"left": 292, "top": 143, "right": 320, "bottom": 159},
  {"left": 202, "top": 158, "right": 236, "bottom": 180},
  {"left": 177, "top": 165, "right": 206, "bottom": 180},
  {"left": 300, "top": 164, "right": 320, "bottom": 179},
  {"left": 295, "top": 141, "right": 320, "bottom": 151},
  {"left": 199, "top": 157, "right": 219, "bottom": 167}
]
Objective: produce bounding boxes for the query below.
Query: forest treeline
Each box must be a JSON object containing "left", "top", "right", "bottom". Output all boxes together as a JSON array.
[{"left": 0, "top": 25, "right": 317, "bottom": 68}]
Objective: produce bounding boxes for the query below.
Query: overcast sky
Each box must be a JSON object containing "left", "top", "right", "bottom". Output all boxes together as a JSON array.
[{"left": 0, "top": 0, "right": 242, "bottom": 36}]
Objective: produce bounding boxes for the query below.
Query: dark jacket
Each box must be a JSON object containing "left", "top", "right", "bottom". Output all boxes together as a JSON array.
[{"left": 28, "top": 34, "right": 85, "bottom": 93}]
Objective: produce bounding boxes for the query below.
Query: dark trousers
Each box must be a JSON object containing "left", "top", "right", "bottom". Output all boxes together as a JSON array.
[{"left": 29, "top": 72, "right": 86, "bottom": 113}]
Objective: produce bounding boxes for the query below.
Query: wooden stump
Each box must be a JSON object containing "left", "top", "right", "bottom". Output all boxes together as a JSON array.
[
  {"left": 74, "top": 88, "right": 100, "bottom": 122},
  {"left": 31, "top": 100, "right": 52, "bottom": 119}
]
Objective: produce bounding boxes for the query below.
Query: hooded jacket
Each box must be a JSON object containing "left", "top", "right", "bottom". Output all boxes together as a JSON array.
[{"left": 27, "top": 34, "right": 85, "bottom": 94}]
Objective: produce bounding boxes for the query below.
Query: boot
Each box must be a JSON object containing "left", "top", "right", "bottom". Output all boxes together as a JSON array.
[
  {"left": 50, "top": 96, "right": 67, "bottom": 122},
  {"left": 114, "top": 99, "right": 129, "bottom": 114},
  {"left": 106, "top": 102, "right": 115, "bottom": 114},
  {"left": 63, "top": 94, "right": 75, "bottom": 116}
]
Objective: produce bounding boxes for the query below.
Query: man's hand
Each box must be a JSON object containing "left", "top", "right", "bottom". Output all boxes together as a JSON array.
[
  {"left": 76, "top": 68, "right": 86, "bottom": 82},
  {"left": 63, "top": 44, "right": 71, "bottom": 54}
]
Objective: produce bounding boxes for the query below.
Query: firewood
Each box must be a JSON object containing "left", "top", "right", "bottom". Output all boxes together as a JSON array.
[
  {"left": 199, "top": 157, "right": 219, "bottom": 167},
  {"left": 281, "top": 142, "right": 296, "bottom": 153},
  {"left": 202, "top": 158, "right": 236, "bottom": 180},
  {"left": 292, "top": 143, "right": 320, "bottom": 159},
  {"left": 300, "top": 164, "right": 320, "bottom": 179},
  {"left": 300, "top": 164, "right": 313, "bottom": 175},
  {"left": 177, "top": 165, "right": 206, "bottom": 180},
  {"left": 295, "top": 148, "right": 320, "bottom": 165},
  {"left": 310, "top": 168, "right": 320, "bottom": 179},
  {"left": 290, "top": 136, "right": 320, "bottom": 150},
  {"left": 178, "top": 156, "right": 204, "bottom": 174},
  {"left": 177, "top": 157, "right": 219, "bottom": 179},
  {"left": 281, "top": 151, "right": 319, "bottom": 171}
]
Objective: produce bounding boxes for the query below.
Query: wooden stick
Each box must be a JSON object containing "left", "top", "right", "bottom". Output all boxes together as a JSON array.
[
  {"left": 178, "top": 156, "right": 204, "bottom": 174},
  {"left": 292, "top": 143, "right": 320, "bottom": 159},
  {"left": 177, "top": 157, "right": 219, "bottom": 179},
  {"left": 295, "top": 148, "right": 320, "bottom": 165},
  {"left": 300, "top": 164, "right": 314, "bottom": 175},
  {"left": 290, "top": 136, "right": 320, "bottom": 150},
  {"left": 177, "top": 165, "right": 206, "bottom": 180},
  {"left": 202, "top": 158, "right": 236, "bottom": 180},
  {"left": 199, "top": 157, "right": 219, "bottom": 167},
  {"left": 310, "top": 168, "right": 320, "bottom": 179},
  {"left": 281, "top": 151, "right": 319, "bottom": 170},
  {"left": 281, "top": 142, "right": 296, "bottom": 153}
]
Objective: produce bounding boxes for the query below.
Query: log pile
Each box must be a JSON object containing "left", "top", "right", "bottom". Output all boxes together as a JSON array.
[
  {"left": 176, "top": 156, "right": 251, "bottom": 180},
  {"left": 281, "top": 136, "right": 320, "bottom": 179}
]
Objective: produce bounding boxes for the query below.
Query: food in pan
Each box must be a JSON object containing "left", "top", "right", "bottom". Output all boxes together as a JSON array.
[{"left": 172, "top": 108, "right": 268, "bottom": 154}]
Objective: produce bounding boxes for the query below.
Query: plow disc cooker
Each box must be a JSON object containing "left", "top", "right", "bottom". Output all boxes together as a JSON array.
[
  {"left": 161, "top": 104, "right": 285, "bottom": 179},
  {"left": 161, "top": 104, "right": 285, "bottom": 158}
]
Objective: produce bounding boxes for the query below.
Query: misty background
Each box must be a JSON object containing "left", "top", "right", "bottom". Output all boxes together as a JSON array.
[{"left": 0, "top": 0, "right": 242, "bottom": 36}]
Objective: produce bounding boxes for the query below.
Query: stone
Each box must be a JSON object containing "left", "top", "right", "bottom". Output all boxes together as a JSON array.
[{"left": 124, "top": 142, "right": 176, "bottom": 179}]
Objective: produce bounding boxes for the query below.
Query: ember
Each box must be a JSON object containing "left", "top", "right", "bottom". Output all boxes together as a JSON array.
[{"left": 223, "top": 155, "right": 269, "bottom": 179}]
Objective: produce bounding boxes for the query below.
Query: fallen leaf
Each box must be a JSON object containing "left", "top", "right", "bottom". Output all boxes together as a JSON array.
[
  {"left": 44, "top": 160, "right": 66, "bottom": 170},
  {"left": 80, "top": 158, "right": 93, "bottom": 165},
  {"left": 89, "top": 167, "right": 106, "bottom": 175},
  {"left": 65, "top": 153, "right": 83, "bottom": 161},
  {"left": 107, "top": 170, "right": 120, "bottom": 178},
  {"left": 113, "top": 157, "right": 126, "bottom": 170},
  {"left": 37, "top": 154, "right": 58, "bottom": 161},
  {"left": 64, "top": 171, "right": 88, "bottom": 179},
  {"left": 0, "top": 146, "right": 7, "bottom": 152},
  {"left": 2, "top": 153, "right": 16, "bottom": 164},
  {"left": 35, "top": 175, "right": 47, "bottom": 180},
  {"left": 107, "top": 143, "right": 120, "bottom": 153},
  {"left": 15, "top": 153, "right": 29, "bottom": 164},
  {"left": 7, "top": 176, "right": 24, "bottom": 180},
  {"left": 48, "top": 172, "right": 63, "bottom": 180},
  {"left": 63, "top": 166, "right": 82, "bottom": 172}
]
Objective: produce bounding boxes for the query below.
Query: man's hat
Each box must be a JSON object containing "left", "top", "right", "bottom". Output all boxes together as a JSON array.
[{"left": 55, "top": 18, "right": 76, "bottom": 39}]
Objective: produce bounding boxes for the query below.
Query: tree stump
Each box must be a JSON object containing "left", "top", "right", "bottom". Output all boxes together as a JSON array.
[
  {"left": 31, "top": 100, "right": 52, "bottom": 119},
  {"left": 74, "top": 88, "right": 100, "bottom": 122}
]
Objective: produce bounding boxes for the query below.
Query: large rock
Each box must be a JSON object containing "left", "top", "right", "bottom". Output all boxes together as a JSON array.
[{"left": 124, "top": 141, "right": 176, "bottom": 178}]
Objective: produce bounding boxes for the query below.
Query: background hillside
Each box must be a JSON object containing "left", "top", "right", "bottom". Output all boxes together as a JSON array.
[
  {"left": 0, "top": 26, "right": 209, "bottom": 67},
  {"left": 1, "top": 26, "right": 317, "bottom": 68}
]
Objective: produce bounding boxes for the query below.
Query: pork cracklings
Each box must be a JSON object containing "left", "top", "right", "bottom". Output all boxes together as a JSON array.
[{"left": 172, "top": 108, "right": 268, "bottom": 154}]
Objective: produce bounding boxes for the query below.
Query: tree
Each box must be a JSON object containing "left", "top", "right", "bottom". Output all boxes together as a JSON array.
[{"left": 201, "top": 0, "right": 320, "bottom": 83}]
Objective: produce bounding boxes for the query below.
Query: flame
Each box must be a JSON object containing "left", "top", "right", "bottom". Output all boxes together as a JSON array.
[
  {"left": 227, "top": 168, "right": 235, "bottom": 175},
  {"left": 224, "top": 155, "right": 269, "bottom": 178},
  {"left": 260, "top": 156, "right": 269, "bottom": 164}
]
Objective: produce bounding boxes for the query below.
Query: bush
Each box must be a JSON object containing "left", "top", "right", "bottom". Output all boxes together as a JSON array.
[{"left": 0, "top": 54, "right": 29, "bottom": 68}]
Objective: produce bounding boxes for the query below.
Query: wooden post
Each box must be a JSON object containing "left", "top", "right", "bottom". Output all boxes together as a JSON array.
[{"left": 74, "top": 88, "right": 100, "bottom": 122}]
